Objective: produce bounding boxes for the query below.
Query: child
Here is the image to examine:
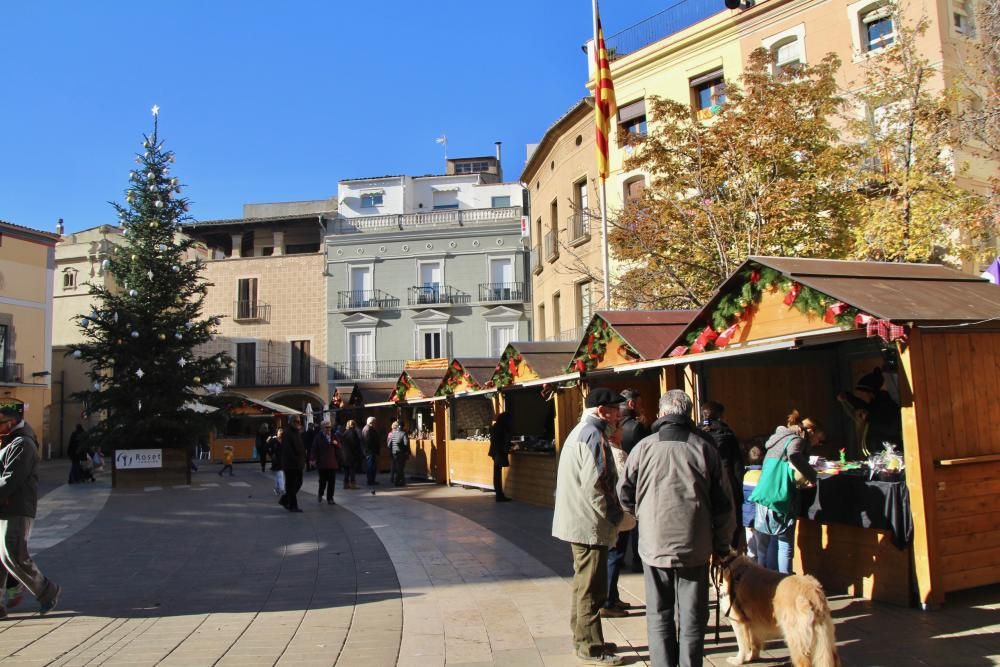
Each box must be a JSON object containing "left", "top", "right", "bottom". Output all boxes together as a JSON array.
[
  {"left": 742, "top": 443, "right": 765, "bottom": 560},
  {"left": 218, "top": 445, "right": 235, "bottom": 477}
]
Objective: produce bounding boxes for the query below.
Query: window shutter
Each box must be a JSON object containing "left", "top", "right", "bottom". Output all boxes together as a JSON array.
[{"left": 618, "top": 99, "right": 646, "bottom": 123}]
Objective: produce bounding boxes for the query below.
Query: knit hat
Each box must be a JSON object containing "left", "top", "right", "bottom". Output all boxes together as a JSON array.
[{"left": 856, "top": 367, "right": 884, "bottom": 392}]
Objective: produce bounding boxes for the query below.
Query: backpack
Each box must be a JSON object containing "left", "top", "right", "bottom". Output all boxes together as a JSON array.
[{"left": 748, "top": 435, "right": 797, "bottom": 517}]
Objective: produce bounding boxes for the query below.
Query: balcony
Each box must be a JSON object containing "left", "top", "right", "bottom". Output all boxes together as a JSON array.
[
  {"left": 231, "top": 364, "right": 321, "bottom": 388},
  {"left": 337, "top": 289, "right": 400, "bottom": 311},
  {"left": 544, "top": 229, "right": 560, "bottom": 262},
  {"left": 568, "top": 212, "right": 591, "bottom": 245},
  {"left": 531, "top": 244, "right": 543, "bottom": 275},
  {"left": 329, "top": 360, "right": 404, "bottom": 382},
  {"left": 479, "top": 282, "right": 527, "bottom": 303},
  {"left": 407, "top": 285, "right": 470, "bottom": 307},
  {"left": 332, "top": 205, "right": 523, "bottom": 234},
  {"left": 233, "top": 301, "right": 270, "bottom": 322},
  {"left": 0, "top": 363, "right": 24, "bottom": 384},
  {"left": 603, "top": 0, "right": 724, "bottom": 62}
]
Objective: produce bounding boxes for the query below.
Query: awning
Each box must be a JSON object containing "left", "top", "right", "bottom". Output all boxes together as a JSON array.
[
  {"left": 233, "top": 396, "right": 301, "bottom": 415},
  {"left": 182, "top": 401, "right": 219, "bottom": 414}
]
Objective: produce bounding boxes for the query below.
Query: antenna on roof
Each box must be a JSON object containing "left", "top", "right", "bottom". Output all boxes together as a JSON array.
[{"left": 435, "top": 135, "right": 448, "bottom": 160}]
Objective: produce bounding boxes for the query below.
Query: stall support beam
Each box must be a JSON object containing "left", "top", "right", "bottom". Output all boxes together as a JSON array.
[{"left": 898, "top": 330, "right": 944, "bottom": 607}]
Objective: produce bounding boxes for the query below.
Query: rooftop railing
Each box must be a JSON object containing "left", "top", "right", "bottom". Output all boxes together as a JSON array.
[
  {"left": 332, "top": 206, "right": 522, "bottom": 234},
  {"left": 603, "top": 0, "right": 724, "bottom": 61}
]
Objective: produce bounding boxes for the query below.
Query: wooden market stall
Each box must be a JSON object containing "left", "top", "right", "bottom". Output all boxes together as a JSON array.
[
  {"left": 646, "top": 256, "right": 1000, "bottom": 607},
  {"left": 391, "top": 359, "right": 452, "bottom": 482},
  {"left": 210, "top": 394, "right": 300, "bottom": 462},
  {"left": 342, "top": 380, "right": 401, "bottom": 472}
]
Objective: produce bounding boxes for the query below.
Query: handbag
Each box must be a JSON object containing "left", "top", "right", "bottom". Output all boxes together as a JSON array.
[{"left": 749, "top": 435, "right": 797, "bottom": 517}]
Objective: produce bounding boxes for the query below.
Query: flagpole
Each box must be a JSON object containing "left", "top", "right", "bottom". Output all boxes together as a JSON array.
[{"left": 593, "top": 0, "right": 611, "bottom": 307}]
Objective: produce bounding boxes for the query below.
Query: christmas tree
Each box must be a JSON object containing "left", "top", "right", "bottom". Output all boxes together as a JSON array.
[{"left": 70, "top": 106, "right": 231, "bottom": 452}]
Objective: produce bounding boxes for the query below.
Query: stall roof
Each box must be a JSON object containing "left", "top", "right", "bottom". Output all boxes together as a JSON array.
[
  {"left": 509, "top": 341, "right": 579, "bottom": 379},
  {"left": 352, "top": 381, "right": 396, "bottom": 406},
  {"left": 595, "top": 310, "right": 694, "bottom": 359},
  {"left": 224, "top": 396, "right": 301, "bottom": 415},
  {"left": 749, "top": 257, "right": 1000, "bottom": 324},
  {"left": 450, "top": 357, "right": 500, "bottom": 386},
  {"left": 406, "top": 367, "right": 451, "bottom": 397}
]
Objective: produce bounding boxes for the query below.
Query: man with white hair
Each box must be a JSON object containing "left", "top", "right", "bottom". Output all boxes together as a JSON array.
[
  {"left": 361, "top": 416, "right": 382, "bottom": 486},
  {"left": 618, "top": 389, "right": 734, "bottom": 667}
]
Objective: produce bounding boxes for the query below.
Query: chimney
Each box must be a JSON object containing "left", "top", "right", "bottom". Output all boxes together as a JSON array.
[
  {"left": 495, "top": 141, "right": 503, "bottom": 181},
  {"left": 56, "top": 218, "right": 64, "bottom": 235}
]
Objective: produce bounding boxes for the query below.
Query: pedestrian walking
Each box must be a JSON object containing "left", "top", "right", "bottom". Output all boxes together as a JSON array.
[
  {"left": 269, "top": 428, "right": 285, "bottom": 496},
  {"left": 617, "top": 389, "right": 735, "bottom": 667},
  {"left": 618, "top": 389, "right": 649, "bottom": 572},
  {"left": 341, "top": 420, "right": 362, "bottom": 489},
  {"left": 361, "top": 417, "right": 381, "bottom": 486},
  {"left": 387, "top": 421, "right": 411, "bottom": 487},
  {"left": 315, "top": 421, "right": 341, "bottom": 504},
  {"left": 217, "top": 444, "right": 235, "bottom": 476},
  {"left": 279, "top": 416, "right": 306, "bottom": 512},
  {"left": 551, "top": 388, "right": 626, "bottom": 666},
  {"left": 303, "top": 422, "right": 318, "bottom": 472},
  {"left": 0, "top": 403, "right": 61, "bottom": 616},
  {"left": 255, "top": 423, "right": 270, "bottom": 473},
  {"left": 700, "top": 401, "right": 744, "bottom": 550},
  {"left": 66, "top": 424, "right": 85, "bottom": 484},
  {"left": 488, "top": 412, "right": 512, "bottom": 502}
]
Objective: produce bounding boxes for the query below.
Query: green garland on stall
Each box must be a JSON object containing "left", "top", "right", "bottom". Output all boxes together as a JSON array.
[
  {"left": 569, "top": 317, "right": 636, "bottom": 373},
  {"left": 436, "top": 362, "right": 478, "bottom": 396},
  {"left": 392, "top": 373, "right": 411, "bottom": 402},
  {"left": 492, "top": 349, "right": 524, "bottom": 388}
]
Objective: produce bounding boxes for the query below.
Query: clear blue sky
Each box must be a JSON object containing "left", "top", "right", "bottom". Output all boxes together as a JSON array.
[{"left": 0, "top": 1, "right": 674, "bottom": 234}]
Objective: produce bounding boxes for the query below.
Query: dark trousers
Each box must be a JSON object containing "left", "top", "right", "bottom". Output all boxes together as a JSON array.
[
  {"left": 606, "top": 529, "right": 629, "bottom": 606},
  {"left": 570, "top": 543, "right": 608, "bottom": 657},
  {"left": 630, "top": 524, "right": 641, "bottom": 567},
  {"left": 283, "top": 469, "right": 303, "bottom": 510},
  {"left": 318, "top": 469, "right": 336, "bottom": 501},
  {"left": 256, "top": 448, "right": 268, "bottom": 472},
  {"left": 0, "top": 517, "right": 58, "bottom": 604},
  {"left": 643, "top": 563, "right": 709, "bottom": 667},
  {"left": 390, "top": 452, "right": 408, "bottom": 486},
  {"left": 492, "top": 461, "right": 507, "bottom": 499},
  {"left": 68, "top": 460, "right": 82, "bottom": 484},
  {"left": 365, "top": 454, "right": 378, "bottom": 485},
  {"left": 343, "top": 464, "right": 356, "bottom": 487},
  {"left": 218, "top": 464, "right": 233, "bottom": 476}
]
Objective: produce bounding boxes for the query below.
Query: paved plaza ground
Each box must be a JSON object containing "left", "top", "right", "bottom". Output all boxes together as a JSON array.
[{"left": 1, "top": 461, "right": 997, "bottom": 666}]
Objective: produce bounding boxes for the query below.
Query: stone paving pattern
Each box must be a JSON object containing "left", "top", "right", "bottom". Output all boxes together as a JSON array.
[{"left": 0, "top": 462, "right": 996, "bottom": 666}]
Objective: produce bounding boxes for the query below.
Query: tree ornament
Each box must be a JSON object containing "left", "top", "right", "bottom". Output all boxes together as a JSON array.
[
  {"left": 81, "top": 318, "right": 89, "bottom": 329},
  {"left": 113, "top": 312, "right": 119, "bottom": 323},
  {"left": 148, "top": 184, "right": 156, "bottom": 192},
  {"left": 146, "top": 171, "right": 154, "bottom": 179},
  {"left": 130, "top": 331, "right": 139, "bottom": 338},
  {"left": 102, "top": 259, "right": 111, "bottom": 270},
  {"left": 150, "top": 221, "right": 158, "bottom": 228},
  {"left": 72, "top": 350, "right": 82, "bottom": 358},
  {"left": 137, "top": 400, "right": 142, "bottom": 411},
  {"left": 144, "top": 151, "right": 150, "bottom": 158},
  {"left": 185, "top": 321, "right": 194, "bottom": 329},
  {"left": 175, "top": 186, "right": 182, "bottom": 194},
  {"left": 156, "top": 244, "right": 167, "bottom": 251},
  {"left": 170, "top": 177, "right": 178, "bottom": 186},
  {"left": 154, "top": 200, "right": 164, "bottom": 208},
  {"left": 93, "top": 382, "right": 101, "bottom": 391},
  {"left": 178, "top": 357, "right": 187, "bottom": 367},
  {"left": 157, "top": 333, "right": 166, "bottom": 341},
  {"left": 171, "top": 265, "right": 180, "bottom": 273},
  {"left": 131, "top": 254, "right": 138, "bottom": 261},
  {"left": 147, "top": 270, "right": 154, "bottom": 280},
  {"left": 168, "top": 154, "right": 175, "bottom": 163},
  {"left": 135, "top": 368, "right": 144, "bottom": 379},
  {"left": 193, "top": 376, "right": 201, "bottom": 385},
  {"left": 174, "top": 332, "right": 183, "bottom": 340},
  {"left": 129, "top": 289, "right": 138, "bottom": 297}
]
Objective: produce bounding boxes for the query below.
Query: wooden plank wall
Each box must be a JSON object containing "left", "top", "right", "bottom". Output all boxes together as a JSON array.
[
  {"left": 738, "top": 287, "right": 833, "bottom": 344},
  {"left": 447, "top": 439, "right": 494, "bottom": 488},
  {"left": 907, "top": 329, "right": 1000, "bottom": 597},
  {"left": 504, "top": 453, "right": 557, "bottom": 507}
]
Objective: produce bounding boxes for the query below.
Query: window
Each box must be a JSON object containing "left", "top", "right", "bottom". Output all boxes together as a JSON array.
[
  {"left": 420, "top": 329, "right": 443, "bottom": 359},
  {"left": 552, "top": 292, "right": 562, "bottom": 340},
  {"left": 417, "top": 261, "right": 443, "bottom": 303},
  {"left": 772, "top": 37, "right": 803, "bottom": 73},
  {"left": 618, "top": 99, "right": 647, "bottom": 139},
  {"left": 454, "top": 161, "right": 489, "bottom": 174},
  {"left": 489, "top": 324, "right": 515, "bottom": 357},
  {"left": 62, "top": 268, "right": 78, "bottom": 290},
  {"left": 861, "top": 4, "right": 894, "bottom": 51},
  {"left": 623, "top": 176, "right": 646, "bottom": 205},
  {"left": 953, "top": 0, "right": 975, "bottom": 36},
  {"left": 691, "top": 70, "right": 726, "bottom": 120},
  {"left": 491, "top": 196, "right": 511, "bottom": 208},
  {"left": 361, "top": 192, "right": 384, "bottom": 208},
  {"left": 235, "top": 342, "right": 256, "bottom": 386},
  {"left": 290, "top": 340, "right": 311, "bottom": 385},
  {"left": 537, "top": 303, "right": 546, "bottom": 340},
  {"left": 0, "top": 324, "right": 7, "bottom": 367},
  {"left": 432, "top": 191, "right": 459, "bottom": 209},
  {"left": 576, "top": 281, "right": 593, "bottom": 327},
  {"left": 236, "top": 278, "right": 258, "bottom": 319},
  {"left": 348, "top": 330, "right": 374, "bottom": 378}
]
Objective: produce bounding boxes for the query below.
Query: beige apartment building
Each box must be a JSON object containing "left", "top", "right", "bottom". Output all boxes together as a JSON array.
[
  {"left": 0, "top": 220, "right": 59, "bottom": 444},
  {"left": 51, "top": 223, "right": 123, "bottom": 452},
  {"left": 185, "top": 199, "right": 334, "bottom": 415},
  {"left": 522, "top": 98, "right": 602, "bottom": 342}
]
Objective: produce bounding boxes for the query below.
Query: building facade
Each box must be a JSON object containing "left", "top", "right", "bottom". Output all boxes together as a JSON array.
[
  {"left": 186, "top": 198, "right": 335, "bottom": 413},
  {"left": 521, "top": 98, "right": 603, "bottom": 342},
  {"left": 326, "top": 155, "right": 529, "bottom": 387},
  {"left": 0, "top": 220, "right": 59, "bottom": 444},
  {"left": 51, "top": 223, "right": 123, "bottom": 452}
]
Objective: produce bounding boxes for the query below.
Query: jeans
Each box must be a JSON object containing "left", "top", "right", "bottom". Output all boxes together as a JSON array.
[
  {"left": 0, "top": 517, "right": 58, "bottom": 605},
  {"left": 365, "top": 454, "right": 378, "bottom": 485},
  {"left": 606, "top": 530, "right": 629, "bottom": 605},
  {"left": 644, "top": 563, "right": 709, "bottom": 667},
  {"left": 569, "top": 543, "right": 608, "bottom": 657},
  {"left": 755, "top": 521, "right": 796, "bottom": 574},
  {"left": 317, "top": 469, "right": 336, "bottom": 501}
]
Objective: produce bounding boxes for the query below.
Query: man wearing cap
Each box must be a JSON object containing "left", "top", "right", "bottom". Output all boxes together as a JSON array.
[
  {"left": 0, "top": 403, "right": 61, "bottom": 615},
  {"left": 552, "top": 388, "right": 626, "bottom": 666}
]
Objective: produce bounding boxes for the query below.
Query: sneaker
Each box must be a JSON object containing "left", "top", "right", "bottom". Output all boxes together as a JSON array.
[
  {"left": 5, "top": 585, "right": 24, "bottom": 609},
  {"left": 576, "top": 652, "right": 623, "bottom": 666},
  {"left": 39, "top": 585, "right": 61, "bottom": 616},
  {"left": 328, "top": 499, "right": 335, "bottom": 505},
  {"left": 599, "top": 606, "right": 627, "bottom": 618}
]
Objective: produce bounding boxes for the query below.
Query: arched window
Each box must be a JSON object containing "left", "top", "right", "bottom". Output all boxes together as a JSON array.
[{"left": 62, "top": 267, "right": 78, "bottom": 290}]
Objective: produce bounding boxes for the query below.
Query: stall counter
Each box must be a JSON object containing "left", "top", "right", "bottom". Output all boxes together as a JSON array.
[{"left": 447, "top": 439, "right": 493, "bottom": 488}]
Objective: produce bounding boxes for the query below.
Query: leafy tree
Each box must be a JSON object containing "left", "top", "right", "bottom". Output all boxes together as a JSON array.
[
  {"left": 848, "top": 14, "right": 994, "bottom": 263},
  {"left": 70, "top": 108, "right": 231, "bottom": 452},
  {"left": 609, "top": 49, "right": 857, "bottom": 309}
]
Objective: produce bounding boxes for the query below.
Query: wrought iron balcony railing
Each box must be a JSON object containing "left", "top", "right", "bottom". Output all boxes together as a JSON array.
[
  {"left": 234, "top": 301, "right": 270, "bottom": 322},
  {"left": 337, "top": 289, "right": 400, "bottom": 310},
  {"left": 478, "top": 282, "right": 527, "bottom": 303},
  {"left": 329, "top": 360, "right": 405, "bottom": 381},
  {"left": 0, "top": 363, "right": 24, "bottom": 384},
  {"left": 531, "top": 244, "right": 543, "bottom": 274},
  {"left": 568, "top": 212, "right": 591, "bottom": 243},
  {"left": 407, "top": 285, "right": 469, "bottom": 306},
  {"left": 231, "top": 364, "right": 320, "bottom": 388}
]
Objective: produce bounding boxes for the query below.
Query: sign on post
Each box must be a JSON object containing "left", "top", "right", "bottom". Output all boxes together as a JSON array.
[{"left": 115, "top": 449, "right": 163, "bottom": 470}]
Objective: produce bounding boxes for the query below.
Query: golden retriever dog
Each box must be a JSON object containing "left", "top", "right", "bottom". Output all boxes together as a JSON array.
[{"left": 715, "top": 554, "right": 840, "bottom": 667}]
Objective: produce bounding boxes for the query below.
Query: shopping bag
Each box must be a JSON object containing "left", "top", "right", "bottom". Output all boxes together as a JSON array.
[{"left": 748, "top": 436, "right": 797, "bottom": 516}]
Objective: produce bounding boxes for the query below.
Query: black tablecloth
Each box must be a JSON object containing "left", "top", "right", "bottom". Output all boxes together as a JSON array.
[{"left": 799, "top": 472, "right": 913, "bottom": 549}]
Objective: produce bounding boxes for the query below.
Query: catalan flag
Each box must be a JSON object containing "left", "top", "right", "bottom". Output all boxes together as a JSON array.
[{"left": 592, "top": 0, "right": 616, "bottom": 180}]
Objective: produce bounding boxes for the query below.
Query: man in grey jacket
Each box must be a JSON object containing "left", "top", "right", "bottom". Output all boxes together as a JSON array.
[
  {"left": 0, "top": 403, "right": 61, "bottom": 616},
  {"left": 552, "top": 388, "right": 626, "bottom": 666},
  {"left": 618, "top": 390, "right": 734, "bottom": 667}
]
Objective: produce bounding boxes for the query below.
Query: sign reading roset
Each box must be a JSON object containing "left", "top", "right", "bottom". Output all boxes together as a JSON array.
[{"left": 115, "top": 449, "right": 163, "bottom": 470}]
